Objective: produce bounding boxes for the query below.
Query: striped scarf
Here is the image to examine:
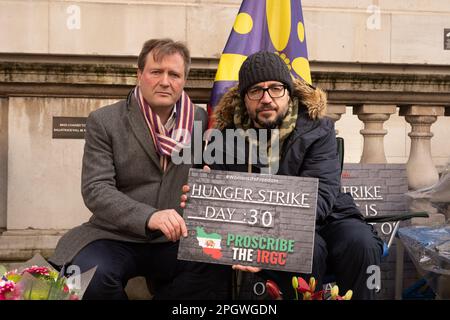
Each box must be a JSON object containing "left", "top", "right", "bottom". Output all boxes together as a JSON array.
[
  {"left": 233, "top": 97, "right": 298, "bottom": 173},
  {"left": 135, "top": 86, "right": 194, "bottom": 171}
]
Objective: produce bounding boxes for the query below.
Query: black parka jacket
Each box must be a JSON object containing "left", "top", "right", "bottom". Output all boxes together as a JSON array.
[{"left": 209, "top": 79, "right": 363, "bottom": 225}]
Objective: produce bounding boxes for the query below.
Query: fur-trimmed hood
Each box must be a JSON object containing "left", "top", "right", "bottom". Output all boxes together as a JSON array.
[{"left": 213, "top": 78, "right": 327, "bottom": 131}]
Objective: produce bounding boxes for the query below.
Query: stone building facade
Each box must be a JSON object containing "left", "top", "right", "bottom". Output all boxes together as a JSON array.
[{"left": 0, "top": 0, "right": 449, "bottom": 299}]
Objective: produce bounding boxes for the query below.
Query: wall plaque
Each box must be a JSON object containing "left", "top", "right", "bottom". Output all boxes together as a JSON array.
[
  {"left": 178, "top": 169, "right": 318, "bottom": 273},
  {"left": 52, "top": 117, "right": 87, "bottom": 139}
]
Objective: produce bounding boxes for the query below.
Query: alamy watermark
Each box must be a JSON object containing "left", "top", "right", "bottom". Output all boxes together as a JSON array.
[
  {"left": 65, "top": 264, "right": 82, "bottom": 291},
  {"left": 366, "top": 264, "right": 381, "bottom": 293},
  {"left": 171, "top": 121, "right": 281, "bottom": 174},
  {"left": 66, "top": 5, "right": 81, "bottom": 30},
  {"left": 366, "top": 4, "right": 381, "bottom": 30}
]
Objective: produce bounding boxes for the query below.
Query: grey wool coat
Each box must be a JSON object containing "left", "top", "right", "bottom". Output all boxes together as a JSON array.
[{"left": 49, "top": 91, "right": 207, "bottom": 266}]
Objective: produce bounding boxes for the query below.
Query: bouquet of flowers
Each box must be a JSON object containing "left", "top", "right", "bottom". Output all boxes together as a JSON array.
[
  {"left": 265, "top": 276, "right": 353, "bottom": 300},
  {"left": 292, "top": 276, "right": 353, "bottom": 300},
  {"left": 0, "top": 253, "right": 96, "bottom": 300}
]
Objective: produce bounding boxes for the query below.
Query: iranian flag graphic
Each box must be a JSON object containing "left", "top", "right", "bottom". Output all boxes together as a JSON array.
[{"left": 195, "top": 227, "right": 222, "bottom": 260}]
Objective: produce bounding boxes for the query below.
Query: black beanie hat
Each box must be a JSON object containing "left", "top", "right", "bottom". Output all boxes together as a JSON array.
[{"left": 238, "top": 51, "right": 294, "bottom": 98}]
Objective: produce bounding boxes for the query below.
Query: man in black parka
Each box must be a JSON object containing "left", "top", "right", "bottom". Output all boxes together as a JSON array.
[{"left": 204, "top": 51, "right": 384, "bottom": 299}]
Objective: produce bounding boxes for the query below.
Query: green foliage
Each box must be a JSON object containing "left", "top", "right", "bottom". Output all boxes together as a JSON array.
[{"left": 0, "top": 265, "right": 6, "bottom": 276}]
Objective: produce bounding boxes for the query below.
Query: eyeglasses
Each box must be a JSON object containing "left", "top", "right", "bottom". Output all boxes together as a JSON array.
[{"left": 246, "top": 85, "right": 287, "bottom": 100}]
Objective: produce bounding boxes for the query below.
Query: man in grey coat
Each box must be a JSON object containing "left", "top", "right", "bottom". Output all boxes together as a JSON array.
[{"left": 49, "top": 39, "right": 230, "bottom": 300}]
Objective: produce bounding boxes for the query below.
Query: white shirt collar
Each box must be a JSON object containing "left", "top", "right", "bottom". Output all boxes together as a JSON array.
[{"left": 164, "top": 105, "right": 177, "bottom": 131}]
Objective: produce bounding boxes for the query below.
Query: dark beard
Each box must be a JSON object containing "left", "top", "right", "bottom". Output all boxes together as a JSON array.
[{"left": 254, "top": 108, "right": 289, "bottom": 129}]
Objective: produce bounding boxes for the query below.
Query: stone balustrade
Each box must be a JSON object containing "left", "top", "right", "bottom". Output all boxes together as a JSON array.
[
  {"left": 313, "top": 61, "right": 450, "bottom": 192},
  {"left": 1, "top": 54, "right": 449, "bottom": 233},
  {"left": 325, "top": 104, "right": 448, "bottom": 190},
  {"left": 352, "top": 104, "right": 397, "bottom": 164},
  {"left": 0, "top": 54, "right": 449, "bottom": 299}
]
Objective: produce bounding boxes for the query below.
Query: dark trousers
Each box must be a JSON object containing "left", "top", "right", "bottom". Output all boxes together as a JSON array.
[
  {"left": 71, "top": 240, "right": 231, "bottom": 300},
  {"left": 261, "top": 217, "right": 383, "bottom": 300}
]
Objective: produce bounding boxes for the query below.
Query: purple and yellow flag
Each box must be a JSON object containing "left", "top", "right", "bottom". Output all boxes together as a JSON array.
[{"left": 208, "top": 0, "right": 311, "bottom": 124}]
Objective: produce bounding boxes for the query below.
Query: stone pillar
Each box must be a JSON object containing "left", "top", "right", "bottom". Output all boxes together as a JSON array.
[
  {"left": 353, "top": 105, "right": 397, "bottom": 164},
  {"left": 399, "top": 106, "right": 445, "bottom": 190},
  {"left": 325, "top": 104, "right": 346, "bottom": 135},
  {"left": 0, "top": 98, "right": 7, "bottom": 230}
]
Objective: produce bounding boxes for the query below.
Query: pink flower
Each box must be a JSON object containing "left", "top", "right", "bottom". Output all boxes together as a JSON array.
[
  {"left": 4, "top": 269, "right": 18, "bottom": 276},
  {"left": 0, "top": 280, "right": 18, "bottom": 300},
  {"left": 69, "top": 294, "right": 80, "bottom": 300},
  {"left": 21, "top": 266, "right": 50, "bottom": 277},
  {"left": 265, "top": 280, "right": 282, "bottom": 300}
]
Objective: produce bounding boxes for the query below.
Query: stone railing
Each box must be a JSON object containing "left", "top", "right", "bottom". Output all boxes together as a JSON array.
[
  {"left": 1, "top": 53, "right": 449, "bottom": 229},
  {"left": 313, "top": 61, "right": 450, "bottom": 191},
  {"left": 1, "top": 55, "right": 449, "bottom": 217},
  {"left": 0, "top": 53, "right": 449, "bottom": 299}
]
